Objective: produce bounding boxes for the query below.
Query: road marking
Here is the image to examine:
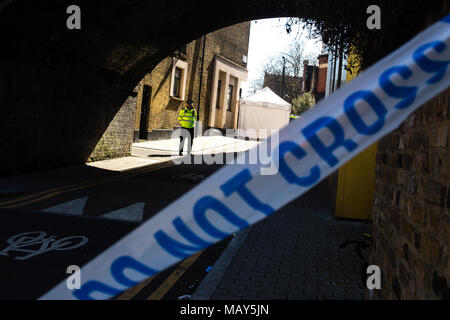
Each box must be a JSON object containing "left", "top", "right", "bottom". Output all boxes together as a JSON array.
[
  {"left": 146, "top": 251, "right": 203, "bottom": 300},
  {"left": 41, "top": 197, "right": 89, "bottom": 215},
  {"left": 0, "top": 161, "right": 174, "bottom": 209},
  {"left": 101, "top": 202, "right": 145, "bottom": 222},
  {"left": 116, "top": 275, "right": 156, "bottom": 300}
]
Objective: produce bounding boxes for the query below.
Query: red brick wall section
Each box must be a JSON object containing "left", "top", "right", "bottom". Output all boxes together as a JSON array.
[{"left": 369, "top": 88, "right": 450, "bottom": 299}]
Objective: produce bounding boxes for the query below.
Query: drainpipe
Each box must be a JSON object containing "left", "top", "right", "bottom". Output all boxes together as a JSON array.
[{"left": 197, "top": 34, "right": 206, "bottom": 125}]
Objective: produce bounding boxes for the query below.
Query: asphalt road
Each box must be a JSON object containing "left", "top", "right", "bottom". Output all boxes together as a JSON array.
[{"left": 0, "top": 159, "right": 232, "bottom": 300}]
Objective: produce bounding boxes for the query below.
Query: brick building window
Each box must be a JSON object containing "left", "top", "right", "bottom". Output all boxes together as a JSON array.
[{"left": 170, "top": 58, "right": 188, "bottom": 100}]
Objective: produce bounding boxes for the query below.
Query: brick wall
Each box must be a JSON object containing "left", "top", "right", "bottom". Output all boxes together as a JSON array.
[{"left": 369, "top": 88, "right": 449, "bottom": 299}]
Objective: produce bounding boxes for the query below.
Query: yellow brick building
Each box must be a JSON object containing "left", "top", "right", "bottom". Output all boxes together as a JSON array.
[{"left": 134, "top": 22, "right": 250, "bottom": 141}]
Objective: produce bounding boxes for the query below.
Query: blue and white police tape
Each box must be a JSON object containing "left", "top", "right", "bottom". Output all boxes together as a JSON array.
[{"left": 41, "top": 15, "right": 450, "bottom": 300}]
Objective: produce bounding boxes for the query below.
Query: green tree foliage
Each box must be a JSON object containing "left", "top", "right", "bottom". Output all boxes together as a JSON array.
[{"left": 291, "top": 92, "right": 316, "bottom": 115}]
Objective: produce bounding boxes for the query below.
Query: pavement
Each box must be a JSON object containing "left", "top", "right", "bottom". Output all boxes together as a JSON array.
[{"left": 192, "top": 181, "right": 372, "bottom": 300}]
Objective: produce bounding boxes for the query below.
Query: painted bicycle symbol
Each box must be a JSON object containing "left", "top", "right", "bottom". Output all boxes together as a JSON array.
[{"left": 0, "top": 231, "right": 89, "bottom": 260}]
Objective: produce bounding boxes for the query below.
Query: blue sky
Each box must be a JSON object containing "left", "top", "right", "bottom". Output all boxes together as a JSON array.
[{"left": 241, "top": 18, "right": 322, "bottom": 97}]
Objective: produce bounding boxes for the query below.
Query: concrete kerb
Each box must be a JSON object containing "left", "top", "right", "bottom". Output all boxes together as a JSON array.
[{"left": 191, "top": 228, "right": 250, "bottom": 300}]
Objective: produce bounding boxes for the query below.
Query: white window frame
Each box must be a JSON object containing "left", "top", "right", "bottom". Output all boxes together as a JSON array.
[{"left": 170, "top": 58, "right": 188, "bottom": 101}]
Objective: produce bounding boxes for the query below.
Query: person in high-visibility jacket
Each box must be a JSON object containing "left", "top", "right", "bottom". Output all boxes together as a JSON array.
[{"left": 178, "top": 99, "right": 197, "bottom": 155}]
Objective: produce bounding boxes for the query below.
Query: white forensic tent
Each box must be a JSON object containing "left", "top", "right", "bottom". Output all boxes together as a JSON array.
[{"left": 238, "top": 87, "right": 292, "bottom": 138}]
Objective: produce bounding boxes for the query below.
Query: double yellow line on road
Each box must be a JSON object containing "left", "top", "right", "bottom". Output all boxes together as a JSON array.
[
  {"left": 0, "top": 160, "right": 175, "bottom": 209},
  {"left": 116, "top": 251, "right": 203, "bottom": 300}
]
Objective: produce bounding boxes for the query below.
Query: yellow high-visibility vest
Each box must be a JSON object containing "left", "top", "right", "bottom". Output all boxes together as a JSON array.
[{"left": 178, "top": 107, "right": 197, "bottom": 128}]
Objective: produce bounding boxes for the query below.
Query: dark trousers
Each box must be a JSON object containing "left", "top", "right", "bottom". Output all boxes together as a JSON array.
[{"left": 179, "top": 127, "right": 194, "bottom": 154}]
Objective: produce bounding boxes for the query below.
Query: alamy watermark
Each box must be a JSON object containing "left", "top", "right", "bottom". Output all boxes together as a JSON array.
[
  {"left": 65, "top": 5, "right": 380, "bottom": 31},
  {"left": 366, "top": 264, "right": 381, "bottom": 294},
  {"left": 67, "top": 265, "right": 81, "bottom": 290}
]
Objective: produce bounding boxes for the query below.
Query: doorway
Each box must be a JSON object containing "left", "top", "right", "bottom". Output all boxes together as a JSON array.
[{"left": 139, "top": 85, "right": 152, "bottom": 140}]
